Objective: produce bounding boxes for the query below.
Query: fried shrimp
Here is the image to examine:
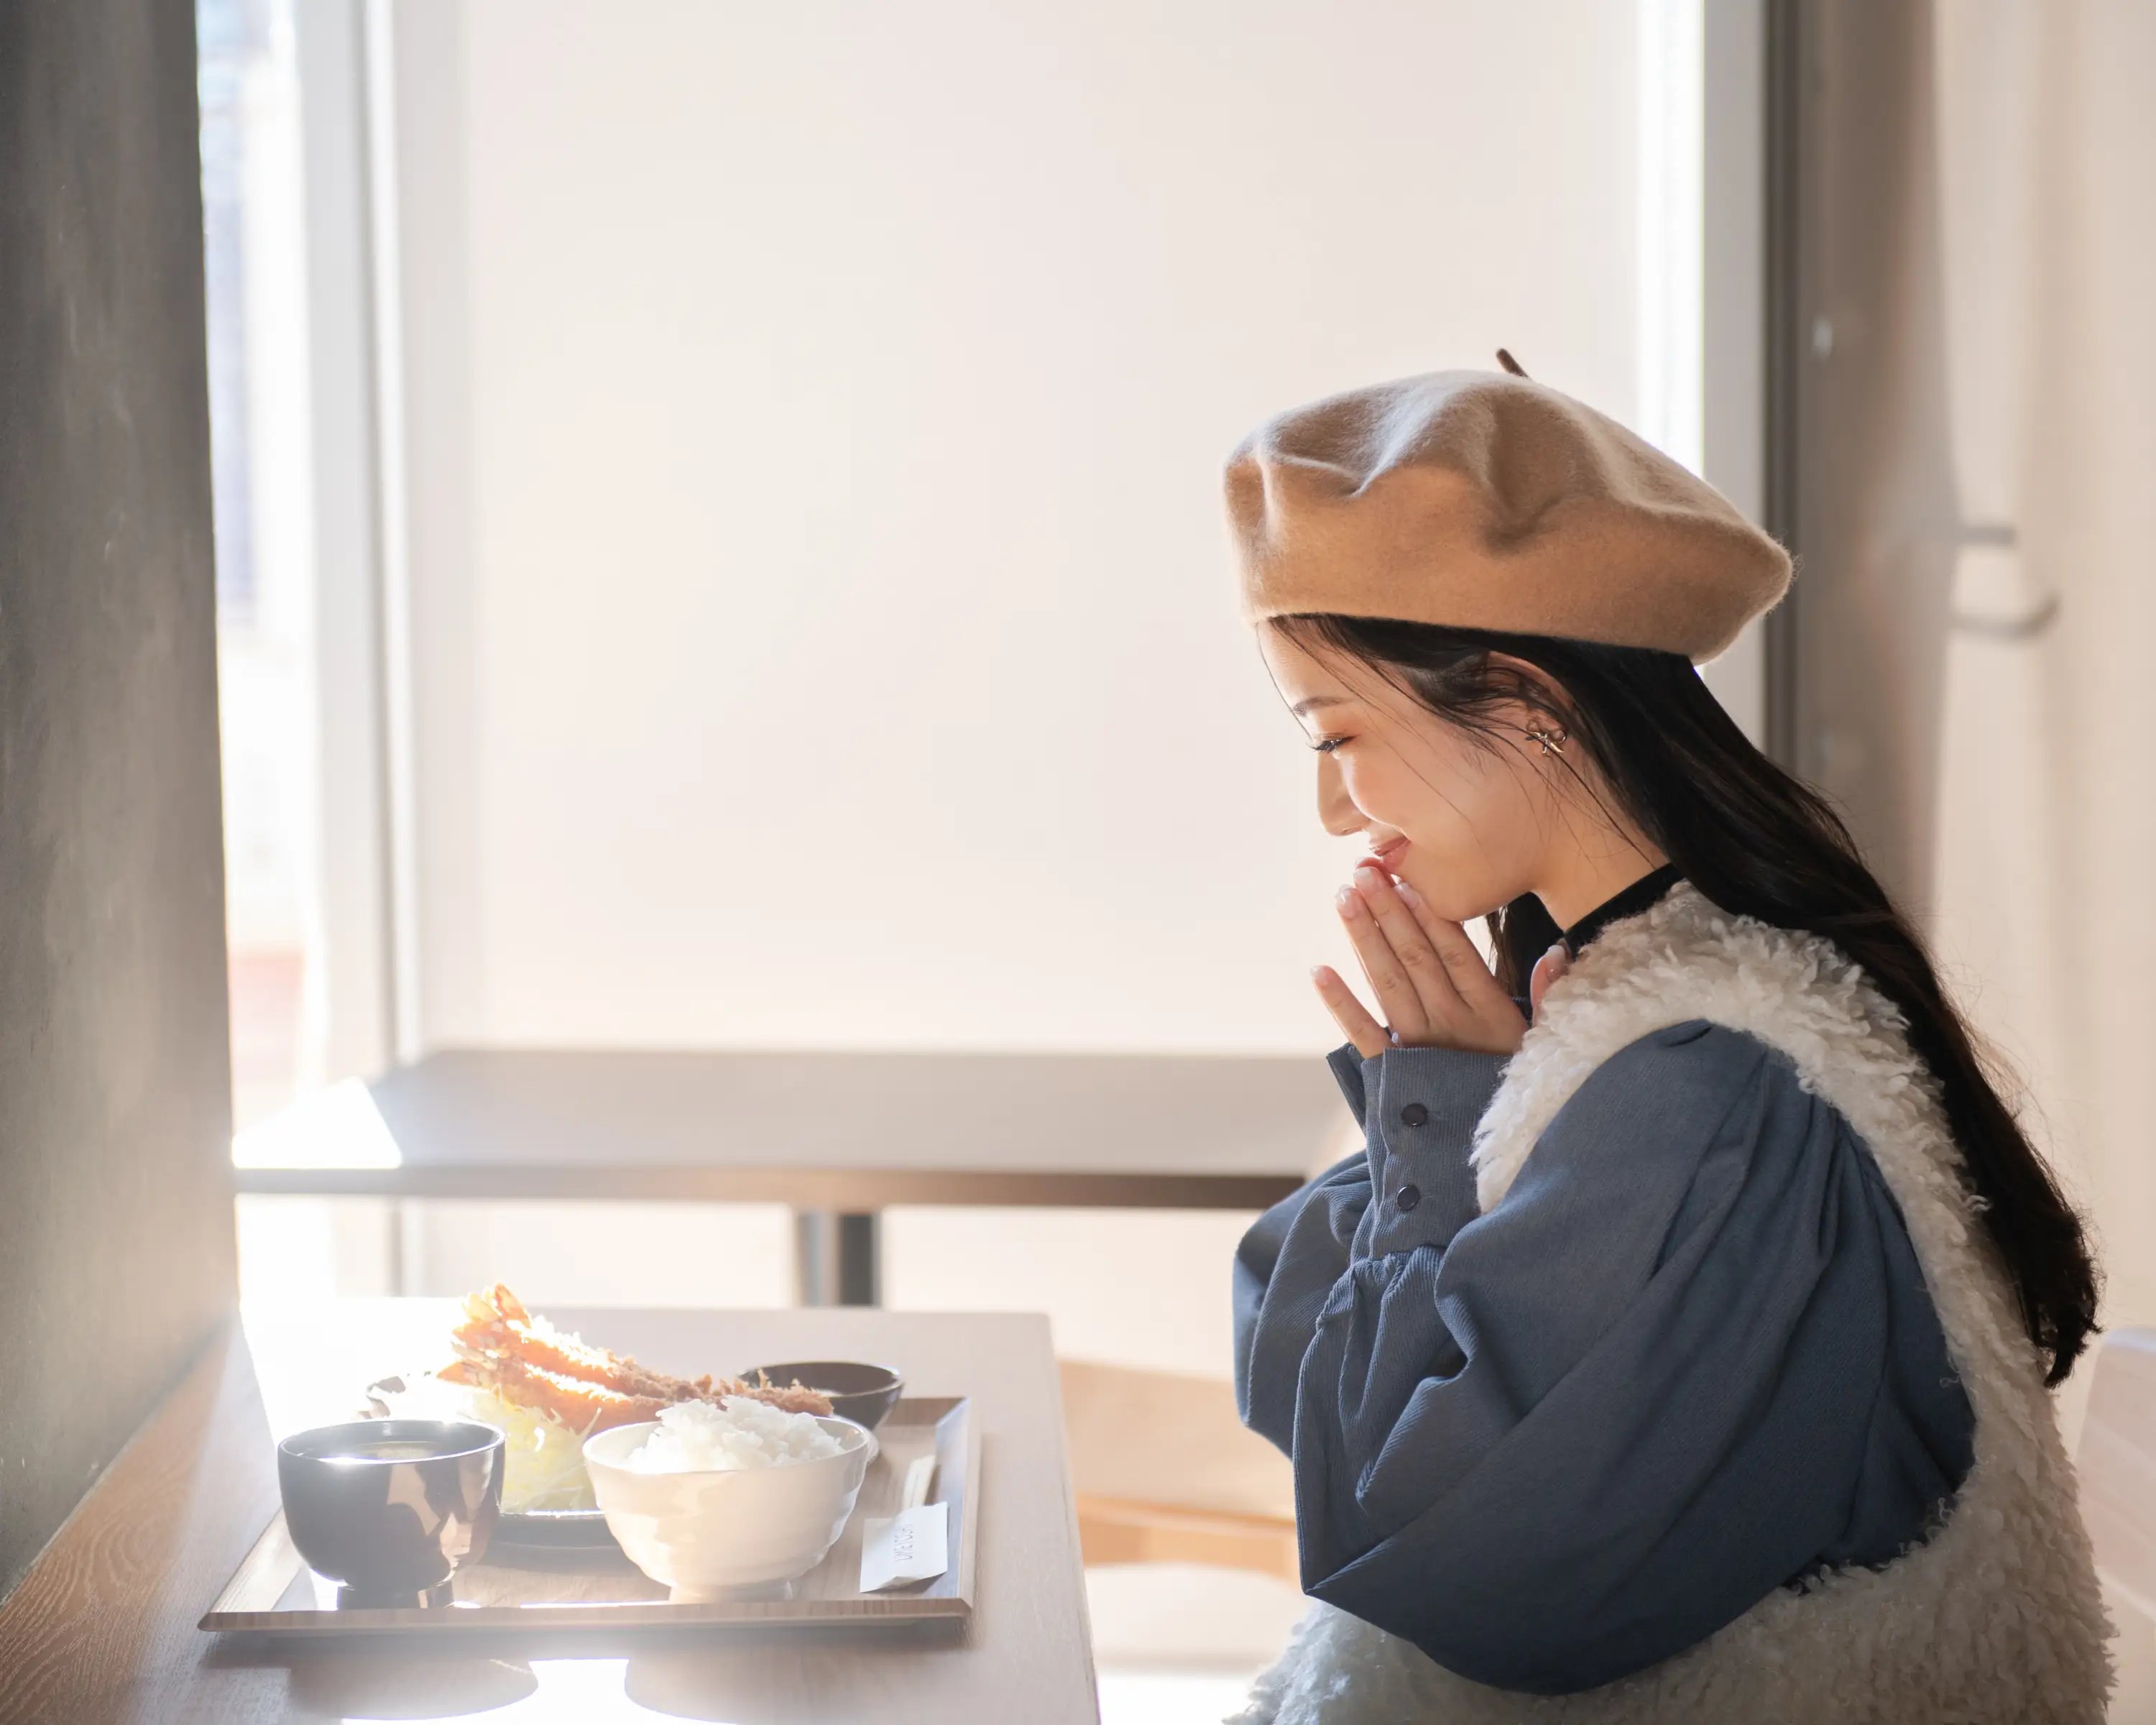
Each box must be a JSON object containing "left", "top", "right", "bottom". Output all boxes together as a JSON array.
[
  {"left": 446, "top": 1284, "right": 833, "bottom": 1425},
  {"left": 460, "top": 1354, "right": 673, "bottom": 1433},
  {"left": 452, "top": 1284, "right": 701, "bottom": 1403}
]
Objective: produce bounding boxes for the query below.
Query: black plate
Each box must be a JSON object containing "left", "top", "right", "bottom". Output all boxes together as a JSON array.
[{"left": 489, "top": 1506, "right": 617, "bottom": 1550}]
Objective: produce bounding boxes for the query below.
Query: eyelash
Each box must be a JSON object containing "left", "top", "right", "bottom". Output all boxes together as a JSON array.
[{"left": 1309, "top": 735, "right": 1351, "bottom": 755}]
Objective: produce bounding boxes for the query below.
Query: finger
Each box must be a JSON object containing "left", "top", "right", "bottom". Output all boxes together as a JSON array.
[
  {"left": 1351, "top": 864, "right": 1468, "bottom": 1025},
  {"left": 1394, "top": 878, "right": 1516, "bottom": 1010},
  {"left": 1312, "top": 965, "right": 1391, "bottom": 1059},
  {"left": 1336, "top": 883, "right": 1431, "bottom": 1043}
]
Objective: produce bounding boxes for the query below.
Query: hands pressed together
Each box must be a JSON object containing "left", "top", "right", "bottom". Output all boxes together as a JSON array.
[{"left": 1312, "top": 861, "right": 1544, "bottom": 1060}]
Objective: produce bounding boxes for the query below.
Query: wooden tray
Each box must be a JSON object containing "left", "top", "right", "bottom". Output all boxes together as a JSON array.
[{"left": 199, "top": 1396, "right": 977, "bottom": 1634}]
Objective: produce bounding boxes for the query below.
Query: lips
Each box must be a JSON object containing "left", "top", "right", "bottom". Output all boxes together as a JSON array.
[{"left": 1368, "top": 836, "right": 1410, "bottom": 869}]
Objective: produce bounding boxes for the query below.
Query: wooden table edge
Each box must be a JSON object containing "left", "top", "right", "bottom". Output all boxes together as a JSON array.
[
  {"left": 0, "top": 1319, "right": 276, "bottom": 1724},
  {"left": 230, "top": 1167, "right": 1305, "bottom": 1209}
]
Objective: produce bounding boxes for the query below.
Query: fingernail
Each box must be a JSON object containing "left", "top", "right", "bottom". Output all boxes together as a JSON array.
[
  {"left": 1354, "top": 865, "right": 1386, "bottom": 893},
  {"left": 1335, "top": 886, "right": 1361, "bottom": 918},
  {"left": 1396, "top": 879, "right": 1423, "bottom": 909},
  {"left": 1309, "top": 965, "right": 1332, "bottom": 985}
]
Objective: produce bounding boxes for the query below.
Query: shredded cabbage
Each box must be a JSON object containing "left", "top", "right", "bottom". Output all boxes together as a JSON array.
[{"left": 377, "top": 1372, "right": 597, "bottom": 1512}]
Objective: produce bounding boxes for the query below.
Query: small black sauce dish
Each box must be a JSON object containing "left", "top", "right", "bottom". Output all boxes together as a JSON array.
[
  {"left": 277, "top": 1417, "right": 505, "bottom": 1607},
  {"left": 740, "top": 1361, "right": 904, "bottom": 1431}
]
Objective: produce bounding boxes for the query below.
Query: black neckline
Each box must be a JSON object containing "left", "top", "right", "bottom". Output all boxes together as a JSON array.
[{"left": 1561, "top": 863, "right": 1685, "bottom": 957}]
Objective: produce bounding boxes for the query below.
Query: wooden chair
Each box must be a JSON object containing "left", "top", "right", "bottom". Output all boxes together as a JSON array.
[
  {"left": 1057, "top": 1104, "right": 1363, "bottom": 1581},
  {"left": 2079, "top": 1328, "right": 2156, "bottom": 1614},
  {"left": 1059, "top": 1357, "right": 1298, "bottom": 1579},
  {"left": 2074, "top": 1328, "right": 2156, "bottom": 1720}
]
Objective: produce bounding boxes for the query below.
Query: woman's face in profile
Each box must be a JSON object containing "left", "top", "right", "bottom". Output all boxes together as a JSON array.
[{"left": 1258, "top": 625, "right": 1552, "bottom": 925}]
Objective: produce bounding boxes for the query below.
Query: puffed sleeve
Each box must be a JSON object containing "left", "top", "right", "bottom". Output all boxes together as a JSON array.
[
  {"left": 1235, "top": 1021, "right": 1976, "bottom": 1696},
  {"left": 1233, "top": 1041, "right": 1508, "bottom": 1454}
]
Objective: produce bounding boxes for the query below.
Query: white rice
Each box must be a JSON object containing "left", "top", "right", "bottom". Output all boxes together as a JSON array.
[{"left": 625, "top": 1396, "right": 843, "bottom": 1473}]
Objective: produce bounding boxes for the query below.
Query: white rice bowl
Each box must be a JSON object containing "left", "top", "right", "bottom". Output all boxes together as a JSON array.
[{"left": 583, "top": 1406, "right": 874, "bottom": 1596}]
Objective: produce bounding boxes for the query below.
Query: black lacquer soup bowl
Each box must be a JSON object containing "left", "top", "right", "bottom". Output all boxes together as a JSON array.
[{"left": 277, "top": 1417, "right": 505, "bottom": 1606}]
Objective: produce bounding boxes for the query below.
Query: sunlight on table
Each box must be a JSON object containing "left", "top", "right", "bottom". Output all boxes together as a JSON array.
[
  {"left": 339, "top": 1657, "right": 659, "bottom": 1723},
  {"left": 232, "top": 1077, "right": 402, "bottom": 1169},
  {"left": 333, "top": 1660, "right": 1251, "bottom": 1724}
]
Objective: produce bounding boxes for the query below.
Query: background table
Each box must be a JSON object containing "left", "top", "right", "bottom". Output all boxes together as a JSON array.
[
  {"left": 232, "top": 1049, "right": 1340, "bottom": 1303},
  {"left": 0, "top": 1302, "right": 1099, "bottom": 1724}
]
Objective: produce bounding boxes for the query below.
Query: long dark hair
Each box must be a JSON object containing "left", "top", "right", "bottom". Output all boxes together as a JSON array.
[{"left": 1276, "top": 612, "right": 2099, "bottom": 1384}]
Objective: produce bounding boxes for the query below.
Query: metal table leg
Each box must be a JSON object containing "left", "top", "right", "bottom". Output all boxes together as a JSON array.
[
  {"left": 390, "top": 1197, "right": 416, "bottom": 1296},
  {"left": 794, "top": 1208, "right": 882, "bottom": 1306}
]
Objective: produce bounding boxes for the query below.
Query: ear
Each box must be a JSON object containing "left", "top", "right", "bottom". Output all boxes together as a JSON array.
[{"left": 1480, "top": 652, "right": 1575, "bottom": 732}]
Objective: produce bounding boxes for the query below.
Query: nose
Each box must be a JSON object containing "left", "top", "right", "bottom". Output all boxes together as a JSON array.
[{"left": 1317, "top": 752, "right": 1364, "bottom": 838}]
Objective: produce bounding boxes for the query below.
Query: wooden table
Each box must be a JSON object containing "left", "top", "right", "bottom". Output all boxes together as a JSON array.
[
  {"left": 231, "top": 1049, "right": 1336, "bottom": 1304},
  {"left": 0, "top": 1302, "right": 1099, "bottom": 1724}
]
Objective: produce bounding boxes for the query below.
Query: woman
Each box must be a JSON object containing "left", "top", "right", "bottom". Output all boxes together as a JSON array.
[{"left": 1224, "top": 360, "right": 2110, "bottom": 1722}]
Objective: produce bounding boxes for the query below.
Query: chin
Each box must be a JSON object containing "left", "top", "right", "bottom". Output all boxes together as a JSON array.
[
  {"left": 1400, "top": 872, "right": 1513, "bottom": 926},
  {"left": 1442, "top": 899, "right": 1511, "bottom": 926}
]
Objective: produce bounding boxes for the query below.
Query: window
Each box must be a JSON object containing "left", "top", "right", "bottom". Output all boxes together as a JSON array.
[{"left": 199, "top": 0, "right": 326, "bottom": 1130}]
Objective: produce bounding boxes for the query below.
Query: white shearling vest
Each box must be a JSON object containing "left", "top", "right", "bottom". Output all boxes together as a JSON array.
[{"left": 1237, "top": 886, "right": 2111, "bottom": 1724}]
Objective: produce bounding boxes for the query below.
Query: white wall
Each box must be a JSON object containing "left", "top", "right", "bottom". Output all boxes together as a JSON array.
[
  {"left": 1698, "top": 0, "right": 1767, "bottom": 741},
  {"left": 390, "top": 0, "right": 1644, "bottom": 1057}
]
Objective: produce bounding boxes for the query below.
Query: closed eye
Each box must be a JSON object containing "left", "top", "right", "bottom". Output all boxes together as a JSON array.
[{"left": 1308, "top": 735, "right": 1351, "bottom": 754}]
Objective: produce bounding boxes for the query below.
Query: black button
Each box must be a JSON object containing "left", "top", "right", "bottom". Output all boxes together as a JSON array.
[
  {"left": 1401, "top": 1103, "right": 1429, "bottom": 1128},
  {"left": 1396, "top": 1184, "right": 1422, "bottom": 1212}
]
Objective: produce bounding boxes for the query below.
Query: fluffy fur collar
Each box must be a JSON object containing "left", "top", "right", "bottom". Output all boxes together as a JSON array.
[{"left": 1235, "top": 886, "right": 2111, "bottom": 1724}]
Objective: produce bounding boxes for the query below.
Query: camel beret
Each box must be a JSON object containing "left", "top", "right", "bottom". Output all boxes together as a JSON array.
[{"left": 1223, "top": 363, "right": 1790, "bottom": 662}]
